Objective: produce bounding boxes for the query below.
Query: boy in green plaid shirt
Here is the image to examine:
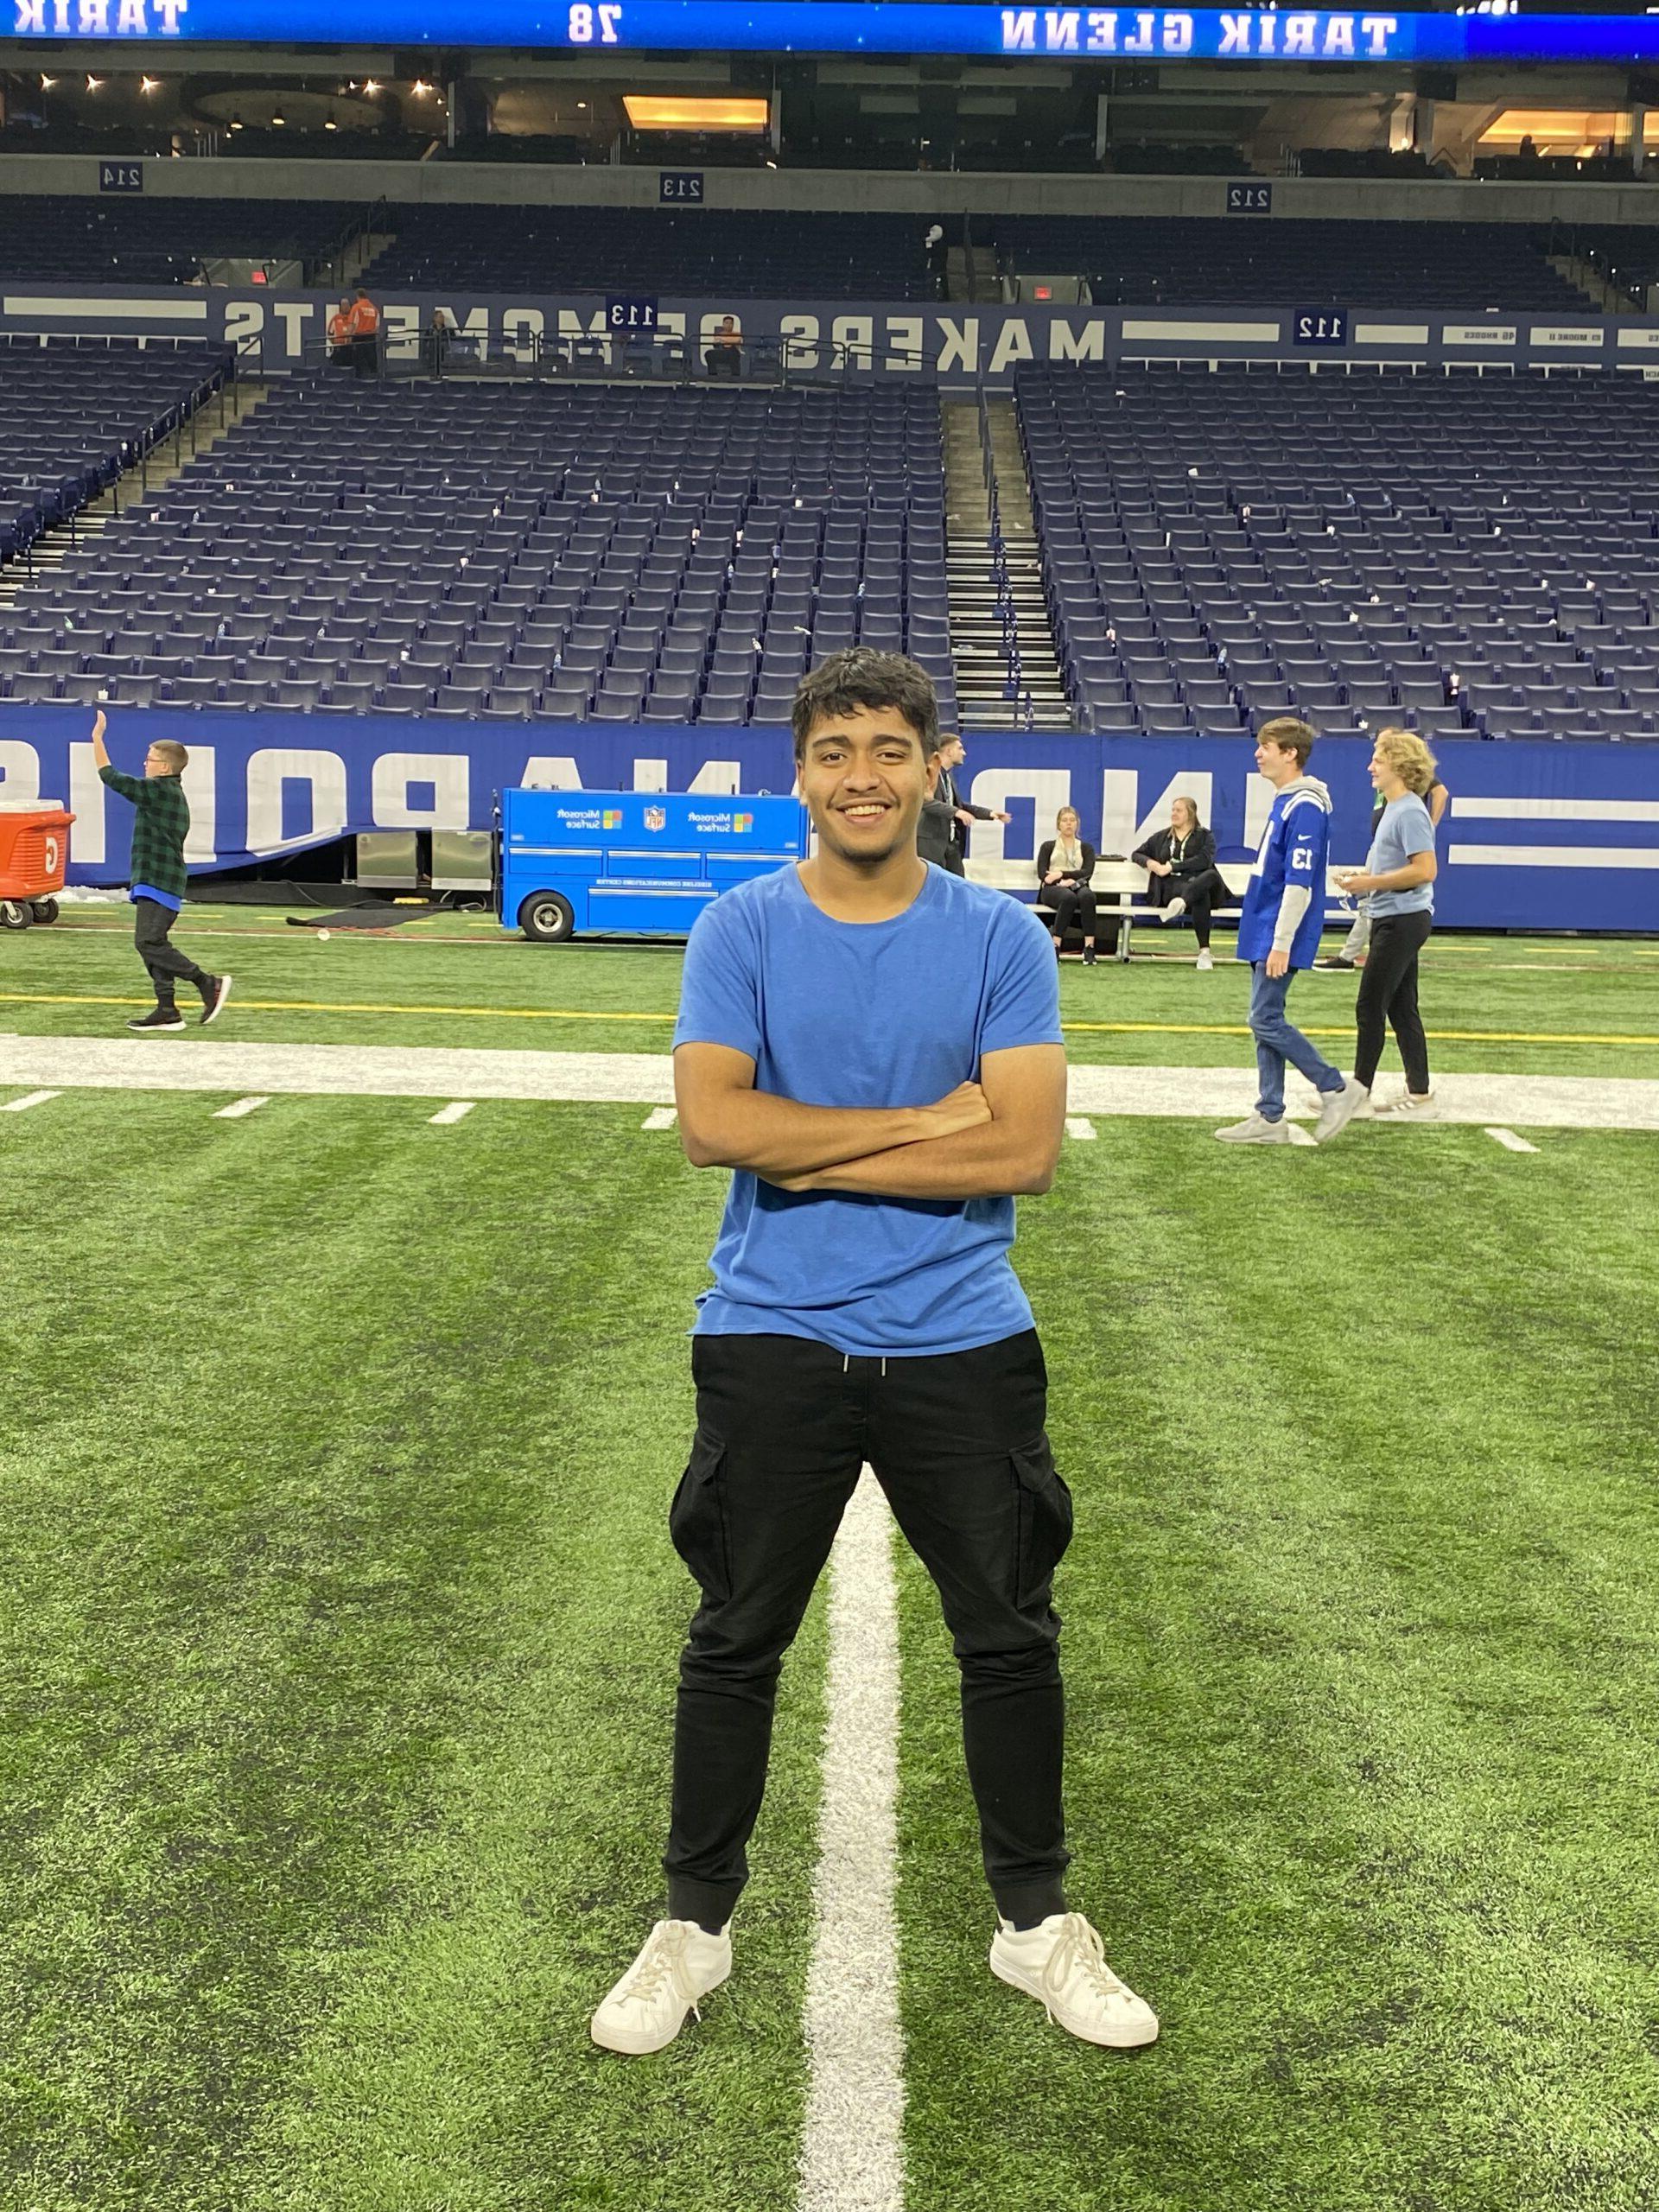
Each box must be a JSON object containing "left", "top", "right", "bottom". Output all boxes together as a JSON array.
[{"left": 92, "top": 711, "right": 232, "bottom": 1033}]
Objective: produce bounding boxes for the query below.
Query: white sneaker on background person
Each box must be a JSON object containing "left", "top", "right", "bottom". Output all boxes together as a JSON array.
[
  {"left": 590, "top": 1919, "right": 732, "bottom": 2054},
  {"left": 1313, "top": 1078, "right": 1367, "bottom": 1144},
  {"left": 990, "top": 1912, "right": 1160, "bottom": 2049},
  {"left": 1214, "top": 1113, "right": 1292, "bottom": 1144},
  {"left": 1196, "top": 949, "right": 1214, "bottom": 971},
  {"left": 1160, "top": 899, "right": 1186, "bottom": 925},
  {"left": 1372, "top": 1090, "right": 1435, "bottom": 1119}
]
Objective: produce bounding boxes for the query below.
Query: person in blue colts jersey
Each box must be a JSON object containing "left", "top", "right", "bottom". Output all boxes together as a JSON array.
[
  {"left": 1216, "top": 716, "right": 1364, "bottom": 1147},
  {"left": 591, "top": 648, "right": 1160, "bottom": 2061}
]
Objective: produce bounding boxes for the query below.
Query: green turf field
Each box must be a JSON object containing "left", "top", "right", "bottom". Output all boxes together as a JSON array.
[
  {"left": 4, "top": 901, "right": 1658, "bottom": 1075},
  {"left": 3, "top": 918, "right": 1657, "bottom": 2211}
]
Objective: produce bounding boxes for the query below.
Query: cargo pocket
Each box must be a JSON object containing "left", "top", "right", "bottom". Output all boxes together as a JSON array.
[
  {"left": 669, "top": 1430, "right": 732, "bottom": 1604},
  {"left": 1012, "top": 1436, "right": 1074, "bottom": 1612}
]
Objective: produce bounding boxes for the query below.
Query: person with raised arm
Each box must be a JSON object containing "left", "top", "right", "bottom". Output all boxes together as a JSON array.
[{"left": 91, "top": 710, "right": 230, "bottom": 1033}]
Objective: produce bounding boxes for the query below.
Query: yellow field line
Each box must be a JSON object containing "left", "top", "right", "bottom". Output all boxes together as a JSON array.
[
  {"left": 5, "top": 991, "right": 1659, "bottom": 1047},
  {"left": 0, "top": 991, "right": 676, "bottom": 1020},
  {"left": 1062, "top": 1019, "right": 1659, "bottom": 1044}
]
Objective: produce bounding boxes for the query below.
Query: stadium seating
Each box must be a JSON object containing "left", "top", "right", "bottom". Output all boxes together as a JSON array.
[
  {"left": 0, "top": 195, "right": 361, "bottom": 287},
  {"left": 993, "top": 218, "right": 1588, "bottom": 311},
  {"left": 359, "top": 208, "right": 934, "bottom": 299},
  {"left": 1018, "top": 361, "right": 1659, "bottom": 741},
  {"left": 0, "top": 377, "right": 955, "bottom": 727},
  {"left": 0, "top": 339, "right": 230, "bottom": 562}
]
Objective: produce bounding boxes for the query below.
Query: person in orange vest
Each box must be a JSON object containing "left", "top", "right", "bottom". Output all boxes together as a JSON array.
[
  {"left": 327, "top": 294, "right": 353, "bottom": 368},
  {"left": 346, "top": 287, "right": 380, "bottom": 378}
]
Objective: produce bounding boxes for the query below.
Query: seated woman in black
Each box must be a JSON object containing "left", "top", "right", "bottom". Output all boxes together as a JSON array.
[
  {"left": 1036, "top": 805, "right": 1106, "bottom": 966},
  {"left": 1132, "top": 795, "right": 1227, "bottom": 972}
]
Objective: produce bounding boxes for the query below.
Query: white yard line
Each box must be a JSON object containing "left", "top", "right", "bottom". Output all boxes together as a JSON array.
[
  {"left": 799, "top": 1468, "right": 906, "bottom": 2212},
  {"left": 0, "top": 1089, "right": 58, "bottom": 1112},
  {"left": 1286, "top": 1123, "right": 1319, "bottom": 1147},
  {"left": 1064, "top": 1116, "right": 1096, "bottom": 1141},
  {"left": 1484, "top": 1127, "right": 1541, "bottom": 1154},
  {"left": 213, "top": 1096, "right": 270, "bottom": 1121},
  {"left": 640, "top": 1105, "right": 679, "bottom": 1131},
  {"left": 0, "top": 1039, "right": 1656, "bottom": 1133},
  {"left": 428, "top": 1101, "right": 476, "bottom": 1126}
]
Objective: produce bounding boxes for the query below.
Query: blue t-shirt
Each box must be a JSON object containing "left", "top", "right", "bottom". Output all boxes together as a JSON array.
[
  {"left": 672, "top": 861, "right": 1063, "bottom": 1358},
  {"left": 1366, "top": 793, "right": 1436, "bottom": 918},
  {"left": 1236, "top": 781, "right": 1331, "bottom": 969}
]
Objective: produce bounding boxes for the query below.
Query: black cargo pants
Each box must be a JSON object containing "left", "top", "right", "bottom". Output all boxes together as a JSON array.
[
  {"left": 664, "top": 1326, "right": 1074, "bottom": 1932},
  {"left": 133, "top": 898, "right": 210, "bottom": 1010}
]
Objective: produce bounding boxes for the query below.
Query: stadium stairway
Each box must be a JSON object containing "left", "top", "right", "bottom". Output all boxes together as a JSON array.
[
  {"left": 1548, "top": 251, "right": 1633, "bottom": 315},
  {"left": 0, "top": 382, "right": 270, "bottom": 615},
  {"left": 945, "top": 398, "right": 1072, "bottom": 734}
]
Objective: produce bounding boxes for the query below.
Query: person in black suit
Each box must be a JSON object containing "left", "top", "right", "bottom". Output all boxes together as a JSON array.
[
  {"left": 1132, "top": 795, "right": 1227, "bottom": 972},
  {"left": 932, "top": 734, "right": 1010, "bottom": 871},
  {"left": 918, "top": 746, "right": 962, "bottom": 871},
  {"left": 1036, "top": 805, "right": 1107, "bottom": 966}
]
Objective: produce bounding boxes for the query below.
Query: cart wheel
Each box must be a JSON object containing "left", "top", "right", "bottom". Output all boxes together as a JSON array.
[
  {"left": 518, "top": 890, "right": 575, "bottom": 943},
  {"left": 29, "top": 898, "right": 59, "bottom": 926},
  {"left": 0, "top": 899, "right": 33, "bottom": 929}
]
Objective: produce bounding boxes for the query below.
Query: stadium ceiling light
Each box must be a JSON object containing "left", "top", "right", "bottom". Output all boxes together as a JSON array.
[
  {"left": 364, "top": 78, "right": 380, "bottom": 93},
  {"left": 140, "top": 75, "right": 160, "bottom": 92},
  {"left": 230, "top": 111, "right": 244, "bottom": 129},
  {"left": 411, "top": 78, "right": 434, "bottom": 95},
  {"left": 324, "top": 111, "right": 338, "bottom": 129},
  {"left": 39, "top": 71, "right": 54, "bottom": 86},
  {"left": 85, "top": 73, "right": 103, "bottom": 91},
  {"left": 271, "top": 107, "right": 286, "bottom": 125}
]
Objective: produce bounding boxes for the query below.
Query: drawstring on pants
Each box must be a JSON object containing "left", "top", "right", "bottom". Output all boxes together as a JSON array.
[{"left": 843, "top": 1354, "right": 889, "bottom": 1376}]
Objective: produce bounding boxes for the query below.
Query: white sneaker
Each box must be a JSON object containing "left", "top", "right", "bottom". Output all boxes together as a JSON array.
[
  {"left": 1214, "top": 1113, "right": 1291, "bottom": 1144},
  {"left": 1195, "top": 949, "right": 1214, "bottom": 972},
  {"left": 1313, "top": 1078, "right": 1367, "bottom": 1144},
  {"left": 1373, "top": 1090, "right": 1435, "bottom": 1119},
  {"left": 590, "top": 1919, "right": 732, "bottom": 2055},
  {"left": 1160, "top": 899, "right": 1186, "bottom": 925},
  {"left": 990, "top": 1913, "right": 1160, "bottom": 2050}
]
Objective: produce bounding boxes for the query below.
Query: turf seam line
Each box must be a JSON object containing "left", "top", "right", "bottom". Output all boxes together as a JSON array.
[
  {"left": 5, "top": 1043, "right": 1658, "bottom": 1129},
  {"left": 799, "top": 1468, "right": 906, "bottom": 2212}
]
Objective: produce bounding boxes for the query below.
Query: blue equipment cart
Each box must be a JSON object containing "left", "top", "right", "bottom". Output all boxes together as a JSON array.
[{"left": 500, "top": 788, "right": 809, "bottom": 940}]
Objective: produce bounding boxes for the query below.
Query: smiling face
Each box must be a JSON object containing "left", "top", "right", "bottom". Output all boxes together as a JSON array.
[{"left": 797, "top": 704, "right": 931, "bottom": 868}]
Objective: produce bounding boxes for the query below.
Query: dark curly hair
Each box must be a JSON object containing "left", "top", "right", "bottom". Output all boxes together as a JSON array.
[{"left": 791, "top": 649, "right": 939, "bottom": 763}]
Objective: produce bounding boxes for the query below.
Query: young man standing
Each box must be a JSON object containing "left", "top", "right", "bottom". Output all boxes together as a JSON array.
[
  {"left": 92, "top": 711, "right": 231, "bottom": 1033},
  {"left": 1216, "top": 717, "right": 1362, "bottom": 1146},
  {"left": 931, "top": 731, "right": 1012, "bottom": 875},
  {"left": 591, "top": 648, "right": 1159, "bottom": 2058}
]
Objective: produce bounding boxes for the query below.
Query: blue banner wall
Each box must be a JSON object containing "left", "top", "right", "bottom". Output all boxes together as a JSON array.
[
  {"left": 4, "top": 706, "right": 1656, "bottom": 933},
  {"left": 0, "top": 289, "right": 1644, "bottom": 381}
]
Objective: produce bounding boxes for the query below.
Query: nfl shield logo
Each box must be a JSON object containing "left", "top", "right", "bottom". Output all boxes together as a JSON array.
[{"left": 644, "top": 805, "right": 667, "bottom": 832}]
